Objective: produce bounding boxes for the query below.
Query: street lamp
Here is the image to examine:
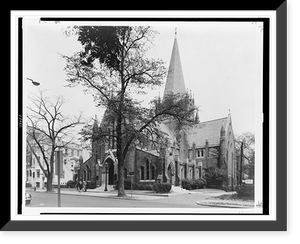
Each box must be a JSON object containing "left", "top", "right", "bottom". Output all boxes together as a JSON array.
[
  {"left": 104, "top": 162, "right": 108, "bottom": 191},
  {"left": 27, "top": 78, "right": 40, "bottom": 86}
]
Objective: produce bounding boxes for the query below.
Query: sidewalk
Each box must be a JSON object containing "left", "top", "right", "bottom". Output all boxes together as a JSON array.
[
  {"left": 28, "top": 187, "right": 256, "bottom": 208},
  {"left": 28, "top": 187, "right": 181, "bottom": 201}
]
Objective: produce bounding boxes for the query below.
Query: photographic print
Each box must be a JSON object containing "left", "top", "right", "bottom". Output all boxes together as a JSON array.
[{"left": 6, "top": 5, "right": 287, "bottom": 231}]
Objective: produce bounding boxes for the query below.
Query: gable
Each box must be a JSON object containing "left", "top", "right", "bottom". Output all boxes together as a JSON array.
[{"left": 186, "top": 117, "right": 228, "bottom": 148}]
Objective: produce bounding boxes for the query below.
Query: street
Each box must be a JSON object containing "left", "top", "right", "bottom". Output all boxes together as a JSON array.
[{"left": 26, "top": 190, "right": 211, "bottom": 208}]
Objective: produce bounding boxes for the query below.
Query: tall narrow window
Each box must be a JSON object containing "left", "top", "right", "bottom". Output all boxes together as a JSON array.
[
  {"left": 151, "top": 165, "right": 155, "bottom": 180},
  {"left": 146, "top": 160, "right": 150, "bottom": 180},
  {"left": 141, "top": 166, "right": 145, "bottom": 180}
]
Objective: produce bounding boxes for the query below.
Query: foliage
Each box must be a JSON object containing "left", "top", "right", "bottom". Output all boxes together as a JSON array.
[
  {"left": 235, "top": 184, "right": 254, "bottom": 199},
  {"left": 132, "top": 182, "right": 153, "bottom": 191},
  {"left": 205, "top": 165, "right": 228, "bottom": 188},
  {"left": 66, "top": 180, "right": 76, "bottom": 188},
  {"left": 181, "top": 178, "right": 207, "bottom": 190},
  {"left": 152, "top": 183, "right": 172, "bottom": 193},
  {"left": 236, "top": 132, "right": 255, "bottom": 179},
  {"left": 86, "top": 181, "right": 97, "bottom": 189}
]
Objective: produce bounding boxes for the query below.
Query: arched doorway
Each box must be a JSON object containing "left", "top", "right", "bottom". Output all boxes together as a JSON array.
[{"left": 108, "top": 160, "right": 114, "bottom": 185}]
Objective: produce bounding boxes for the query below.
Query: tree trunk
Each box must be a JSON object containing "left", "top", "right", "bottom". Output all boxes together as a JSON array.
[
  {"left": 46, "top": 174, "right": 53, "bottom": 192},
  {"left": 117, "top": 156, "right": 126, "bottom": 197}
]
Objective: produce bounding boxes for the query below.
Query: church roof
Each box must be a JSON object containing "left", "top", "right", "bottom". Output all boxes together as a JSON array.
[
  {"left": 186, "top": 117, "right": 228, "bottom": 148},
  {"left": 163, "top": 37, "right": 186, "bottom": 99}
]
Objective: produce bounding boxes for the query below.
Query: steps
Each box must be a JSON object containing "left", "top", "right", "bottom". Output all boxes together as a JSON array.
[{"left": 171, "top": 186, "right": 188, "bottom": 193}]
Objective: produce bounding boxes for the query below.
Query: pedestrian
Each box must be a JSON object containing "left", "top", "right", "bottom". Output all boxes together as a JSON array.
[
  {"left": 83, "top": 181, "right": 87, "bottom": 192},
  {"left": 77, "top": 179, "right": 83, "bottom": 192}
]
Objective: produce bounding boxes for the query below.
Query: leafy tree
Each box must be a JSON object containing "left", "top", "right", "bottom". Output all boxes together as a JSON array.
[
  {"left": 63, "top": 26, "right": 197, "bottom": 197},
  {"left": 205, "top": 165, "right": 228, "bottom": 189},
  {"left": 236, "top": 132, "right": 255, "bottom": 179}
]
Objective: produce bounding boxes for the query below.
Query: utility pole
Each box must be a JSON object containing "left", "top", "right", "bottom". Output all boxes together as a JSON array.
[
  {"left": 55, "top": 149, "right": 63, "bottom": 207},
  {"left": 240, "top": 141, "right": 244, "bottom": 185}
]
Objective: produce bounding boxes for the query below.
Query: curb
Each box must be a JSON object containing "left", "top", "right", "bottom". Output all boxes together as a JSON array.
[{"left": 195, "top": 201, "right": 254, "bottom": 208}]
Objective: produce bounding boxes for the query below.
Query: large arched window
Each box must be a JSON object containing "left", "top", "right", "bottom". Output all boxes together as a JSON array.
[{"left": 140, "top": 159, "right": 155, "bottom": 181}]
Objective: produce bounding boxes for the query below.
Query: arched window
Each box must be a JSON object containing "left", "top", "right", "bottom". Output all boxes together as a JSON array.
[
  {"left": 151, "top": 164, "right": 155, "bottom": 180},
  {"left": 140, "top": 166, "right": 145, "bottom": 180},
  {"left": 140, "top": 160, "right": 155, "bottom": 181},
  {"left": 146, "top": 160, "right": 150, "bottom": 180}
]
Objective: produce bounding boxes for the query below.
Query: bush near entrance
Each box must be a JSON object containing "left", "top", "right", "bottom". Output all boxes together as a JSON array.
[
  {"left": 181, "top": 178, "right": 207, "bottom": 190},
  {"left": 152, "top": 183, "right": 172, "bottom": 193}
]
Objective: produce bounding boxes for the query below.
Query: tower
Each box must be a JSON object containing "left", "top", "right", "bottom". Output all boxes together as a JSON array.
[{"left": 163, "top": 32, "right": 186, "bottom": 99}]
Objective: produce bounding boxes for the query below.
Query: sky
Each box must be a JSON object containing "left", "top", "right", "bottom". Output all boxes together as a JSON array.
[{"left": 24, "top": 19, "right": 263, "bottom": 139}]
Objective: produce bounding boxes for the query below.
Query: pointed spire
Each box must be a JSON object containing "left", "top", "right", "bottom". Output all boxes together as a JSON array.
[{"left": 163, "top": 36, "right": 186, "bottom": 99}]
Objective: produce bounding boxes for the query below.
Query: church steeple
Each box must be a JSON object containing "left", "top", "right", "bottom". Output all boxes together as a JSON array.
[{"left": 163, "top": 31, "right": 186, "bottom": 99}]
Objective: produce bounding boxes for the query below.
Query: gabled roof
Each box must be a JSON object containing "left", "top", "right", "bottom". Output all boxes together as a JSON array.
[{"left": 186, "top": 117, "right": 228, "bottom": 148}]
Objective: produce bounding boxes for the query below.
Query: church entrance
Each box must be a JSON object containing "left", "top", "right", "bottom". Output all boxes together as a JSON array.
[{"left": 108, "top": 161, "right": 114, "bottom": 185}]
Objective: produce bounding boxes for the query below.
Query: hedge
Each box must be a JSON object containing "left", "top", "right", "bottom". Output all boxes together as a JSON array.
[
  {"left": 152, "top": 183, "right": 172, "bottom": 193},
  {"left": 114, "top": 180, "right": 171, "bottom": 193},
  {"left": 181, "top": 178, "right": 207, "bottom": 190},
  {"left": 235, "top": 184, "right": 254, "bottom": 198}
]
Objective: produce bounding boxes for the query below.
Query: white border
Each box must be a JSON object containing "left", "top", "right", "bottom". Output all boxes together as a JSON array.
[{"left": 11, "top": 10, "right": 277, "bottom": 222}]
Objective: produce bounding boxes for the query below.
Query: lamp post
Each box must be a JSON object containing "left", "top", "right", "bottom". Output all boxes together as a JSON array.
[
  {"left": 104, "top": 162, "right": 108, "bottom": 191},
  {"left": 27, "top": 78, "right": 40, "bottom": 86}
]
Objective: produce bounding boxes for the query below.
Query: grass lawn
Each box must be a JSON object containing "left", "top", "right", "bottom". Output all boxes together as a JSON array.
[{"left": 213, "top": 193, "right": 254, "bottom": 202}]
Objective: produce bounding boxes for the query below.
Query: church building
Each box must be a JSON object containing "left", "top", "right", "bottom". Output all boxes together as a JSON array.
[{"left": 79, "top": 34, "right": 238, "bottom": 191}]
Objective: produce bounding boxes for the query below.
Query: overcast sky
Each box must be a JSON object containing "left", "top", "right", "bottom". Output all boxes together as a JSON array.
[{"left": 24, "top": 20, "right": 263, "bottom": 138}]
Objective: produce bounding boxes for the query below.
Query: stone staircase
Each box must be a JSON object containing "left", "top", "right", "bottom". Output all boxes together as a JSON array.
[{"left": 171, "top": 186, "right": 189, "bottom": 193}]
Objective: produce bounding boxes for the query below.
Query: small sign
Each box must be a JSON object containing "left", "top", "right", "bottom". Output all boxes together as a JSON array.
[{"left": 245, "top": 179, "right": 253, "bottom": 184}]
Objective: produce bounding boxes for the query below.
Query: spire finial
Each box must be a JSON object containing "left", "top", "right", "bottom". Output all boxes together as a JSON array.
[{"left": 175, "top": 27, "right": 177, "bottom": 38}]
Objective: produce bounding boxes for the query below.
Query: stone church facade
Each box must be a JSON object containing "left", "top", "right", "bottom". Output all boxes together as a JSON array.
[{"left": 79, "top": 35, "right": 238, "bottom": 191}]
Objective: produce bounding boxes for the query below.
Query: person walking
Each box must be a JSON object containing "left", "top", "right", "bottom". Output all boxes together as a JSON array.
[{"left": 77, "top": 179, "right": 83, "bottom": 192}]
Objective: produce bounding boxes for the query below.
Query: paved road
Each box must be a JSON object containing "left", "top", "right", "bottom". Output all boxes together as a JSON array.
[{"left": 26, "top": 191, "right": 210, "bottom": 208}]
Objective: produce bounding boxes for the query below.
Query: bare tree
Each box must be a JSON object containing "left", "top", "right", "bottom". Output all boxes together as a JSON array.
[{"left": 26, "top": 90, "right": 83, "bottom": 192}]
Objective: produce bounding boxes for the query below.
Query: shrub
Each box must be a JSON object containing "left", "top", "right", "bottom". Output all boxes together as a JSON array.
[
  {"left": 235, "top": 184, "right": 254, "bottom": 198},
  {"left": 66, "top": 180, "right": 76, "bottom": 188},
  {"left": 86, "top": 181, "right": 97, "bottom": 189},
  {"left": 181, "top": 178, "right": 207, "bottom": 190},
  {"left": 152, "top": 183, "right": 172, "bottom": 193}
]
